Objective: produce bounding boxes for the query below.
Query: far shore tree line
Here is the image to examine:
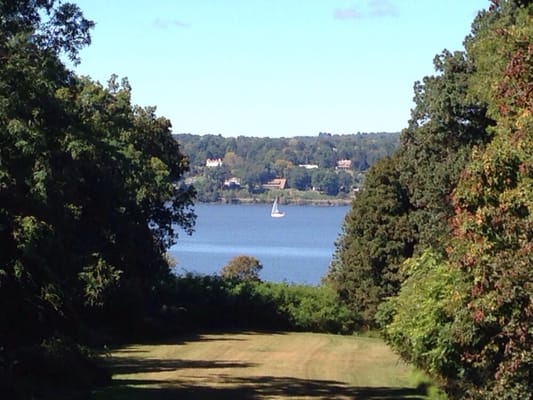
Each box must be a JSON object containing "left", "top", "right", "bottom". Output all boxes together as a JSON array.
[{"left": 174, "top": 132, "right": 399, "bottom": 201}]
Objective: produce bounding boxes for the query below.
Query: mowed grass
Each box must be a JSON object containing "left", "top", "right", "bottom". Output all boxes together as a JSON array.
[{"left": 92, "top": 331, "right": 438, "bottom": 400}]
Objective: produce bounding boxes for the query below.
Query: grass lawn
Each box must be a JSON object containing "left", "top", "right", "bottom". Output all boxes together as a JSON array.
[{"left": 92, "top": 331, "right": 442, "bottom": 399}]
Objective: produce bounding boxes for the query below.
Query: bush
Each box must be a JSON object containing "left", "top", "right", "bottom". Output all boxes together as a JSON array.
[
  {"left": 253, "top": 283, "right": 360, "bottom": 333},
  {"left": 376, "top": 250, "right": 465, "bottom": 394},
  {"left": 160, "top": 273, "right": 360, "bottom": 334}
]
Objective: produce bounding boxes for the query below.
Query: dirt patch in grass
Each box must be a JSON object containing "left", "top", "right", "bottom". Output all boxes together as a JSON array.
[{"left": 92, "top": 332, "right": 433, "bottom": 399}]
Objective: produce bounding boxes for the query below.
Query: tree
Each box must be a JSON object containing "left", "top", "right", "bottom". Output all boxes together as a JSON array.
[
  {"left": 443, "top": 2, "right": 533, "bottom": 396},
  {"left": 326, "top": 154, "right": 413, "bottom": 326},
  {"left": 287, "top": 167, "right": 311, "bottom": 190},
  {"left": 220, "top": 255, "right": 263, "bottom": 282},
  {"left": 337, "top": 170, "right": 354, "bottom": 193},
  {"left": 0, "top": 2, "right": 196, "bottom": 394},
  {"left": 377, "top": 1, "right": 533, "bottom": 398},
  {"left": 273, "top": 159, "right": 293, "bottom": 178},
  {"left": 0, "top": 0, "right": 95, "bottom": 64},
  {"left": 0, "top": 1, "right": 97, "bottom": 347},
  {"left": 175, "top": 132, "right": 401, "bottom": 199},
  {"left": 223, "top": 151, "right": 244, "bottom": 169},
  {"left": 324, "top": 171, "right": 340, "bottom": 196},
  {"left": 327, "top": 6, "right": 495, "bottom": 331},
  {"left": 314, "top": 144, "right": 336, "bottom": 168},
  {"left": 399, "top": 48, "right": 493, "bottom": 253},
  {"left": 311, "top": 168, "right": 340, "bottom": 194},
  {"left": 376, "top": 250, "right": 465, "bottom": 395}
]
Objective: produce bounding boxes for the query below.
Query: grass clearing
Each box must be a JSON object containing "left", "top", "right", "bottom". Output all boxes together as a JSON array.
[{"left": 92, "top": 331, "right": 441, "bottom": 399}]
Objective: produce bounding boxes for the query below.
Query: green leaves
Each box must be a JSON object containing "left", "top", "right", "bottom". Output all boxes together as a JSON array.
[
  {"left": 0, "top": 1, "right": 196, "bottom": 367},
  {"left": 0, "top": 1, "right": 94, "bottom": 63},
  {"left": 326, "top": 154, "right": 412, "bottom": 326},
  {"left": 0, "top": 3, "right": 199, "bottom": 396},
  {"left": 79, "top": 257, "right": 122, "bottom": 307},
  {"left": 377, "top": 251, "right": 465, "bottom": 383},
  {"left": 12, "top": 215, "right": 52, "bottom": 255}
]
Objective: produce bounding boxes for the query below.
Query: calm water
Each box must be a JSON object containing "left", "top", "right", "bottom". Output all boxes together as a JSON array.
[{"left": 169, "top": 203, "right": 349, "bottom": 285}]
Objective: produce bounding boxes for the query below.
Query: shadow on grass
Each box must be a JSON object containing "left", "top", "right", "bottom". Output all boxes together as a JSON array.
[
  {"left": 93, "top": 332, "right": 428, "bottom": 399},
  {"left": 104, "top": 357, "right": 257, "bottom": 375},
  {"left": 114, "top": 330, "right": 287, "bottom": 347},
  {"left": 94, "top": 376, "right": 427, "bottom": 399}
]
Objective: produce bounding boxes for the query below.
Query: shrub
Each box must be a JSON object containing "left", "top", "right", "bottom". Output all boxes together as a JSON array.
[{"left": 163, "top": 273, "right": 360, "bottom": 334}]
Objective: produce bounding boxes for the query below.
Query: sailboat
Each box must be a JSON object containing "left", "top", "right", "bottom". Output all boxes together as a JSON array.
[{"left": 271, "top": 197, "right": 285, "bottom": 218}]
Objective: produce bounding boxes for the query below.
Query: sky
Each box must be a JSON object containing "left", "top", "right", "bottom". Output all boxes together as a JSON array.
[{"left": 71, "top": 0, "right": 490, "bottom": 138}]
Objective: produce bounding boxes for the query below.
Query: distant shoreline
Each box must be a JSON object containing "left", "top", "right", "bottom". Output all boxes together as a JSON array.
[{"left": 199, "top": 197, "right": 353, "bottom": 207}]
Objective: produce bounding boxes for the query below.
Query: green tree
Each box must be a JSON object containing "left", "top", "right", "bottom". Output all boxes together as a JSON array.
[
  {"left": 175, "top": 132, "right": 401, "bottom": 198},
  {"left": 326, "top": 154, "right": 413, "bottom": 326},
  {"left": 272, "top": 159, "right": 293, "bottom": 178},
  {"left": 321, "top": 170, "right": 340, "bottom": 196},
  {"left": 399, "top": 48, "right": 492, "bottom": 252},
  {"left": 0, "top": 0, "right": 95, "bottom": 64},
  {"left": 220, "top": 255, "right": 263, "bottom": 282},
  {"left": 223, "top": 151, "right": 244, "bottom": 172},
  {"left": 0, "top": 0, "right": 96, "bottom": 347},
  {"left": 337, "top": 170, "right": 354, "bottom": 193},
  {"left": 0, "top": 2, "right": 196, "bottom": 394},
  {"left": 376, "top": 251, "right": 463, "bottom": 396},
  {"left": 314, "top": 144, "right": 336, "bottom": 168},
  {"left": 287, "top": 167, "right": 311, "bottom": 190},
  {"left": 310, "top": 168, "right": 340, "bottom": 195}
]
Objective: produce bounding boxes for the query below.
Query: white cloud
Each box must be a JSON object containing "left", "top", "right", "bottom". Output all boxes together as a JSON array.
[
  {"left": 368, "top": 0, "right": 398, "bottom": 17},
  {"left": 153, "top": 18, "right": 190, "bottom": 29},
  {"left": 334, "top": 0, "right": 398, "bottom": 20},
  {"left": 334, "top": 8, "right": 362, "bottom": 20}
]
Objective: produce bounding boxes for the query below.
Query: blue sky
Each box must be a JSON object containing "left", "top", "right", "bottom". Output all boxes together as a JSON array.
[{"left": 72, "top": 0, "right": 489, "bottom": 137}]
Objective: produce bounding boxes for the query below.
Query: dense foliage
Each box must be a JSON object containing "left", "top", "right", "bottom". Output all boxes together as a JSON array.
[
  {"left": 327, "top": 45, "right": 492, "bottom": 326},
  {"left": 444, "top": 1, "right": 533, "bottom": 396},
  {"left": 0, "top": 1, "right": 195, "bottom": 397},
  {"left": 330, "top": 0, "right": 532, "bottom": 398},
  {"left": 158, "top": 273, "right": 360, "bottom": 334},
  {"left": 327, "top": 153, "right": 413, "bottom": 325}
]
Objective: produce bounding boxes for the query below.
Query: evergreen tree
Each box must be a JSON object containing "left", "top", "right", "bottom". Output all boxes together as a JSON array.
[
  {"left": 400, "top": 48, "right": 492, "bottom": 252},
  {"left": 326, "top": 154, "right": 413, "bottom": 326}
]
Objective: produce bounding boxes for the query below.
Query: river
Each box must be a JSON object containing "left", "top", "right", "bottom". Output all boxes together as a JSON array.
[{"left": 169, "top": 203, "right": 349, "bottom": 285}]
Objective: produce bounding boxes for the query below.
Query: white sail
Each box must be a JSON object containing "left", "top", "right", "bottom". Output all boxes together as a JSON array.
[{"left": 271, "top": 197, "right": 285, "bottom": 218}]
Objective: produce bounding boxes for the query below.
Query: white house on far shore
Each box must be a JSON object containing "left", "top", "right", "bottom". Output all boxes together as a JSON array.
[{"left": 205, "top": 158, "right": 223, "bottom": 167}]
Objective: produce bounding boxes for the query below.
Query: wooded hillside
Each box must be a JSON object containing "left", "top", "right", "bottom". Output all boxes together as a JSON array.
[{"left": 175, "top": 132, "right": 399, "bottom": 201}]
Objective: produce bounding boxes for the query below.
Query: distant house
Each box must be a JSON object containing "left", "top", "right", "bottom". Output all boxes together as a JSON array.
[
  {"left": 205, "top": 158, "right": 223, "bottom": 167},
  {"left": 336, "top": 159, "right": 352, "bottom": 170},
  {"left": 262, "top": 178, "right": 287, "bottom": 190},
  {"left": 224, "top": 177, "right": 241, "bottom": 188},
  {"left": 298, "top": 164, "right": 319, "bottom": 169}
]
